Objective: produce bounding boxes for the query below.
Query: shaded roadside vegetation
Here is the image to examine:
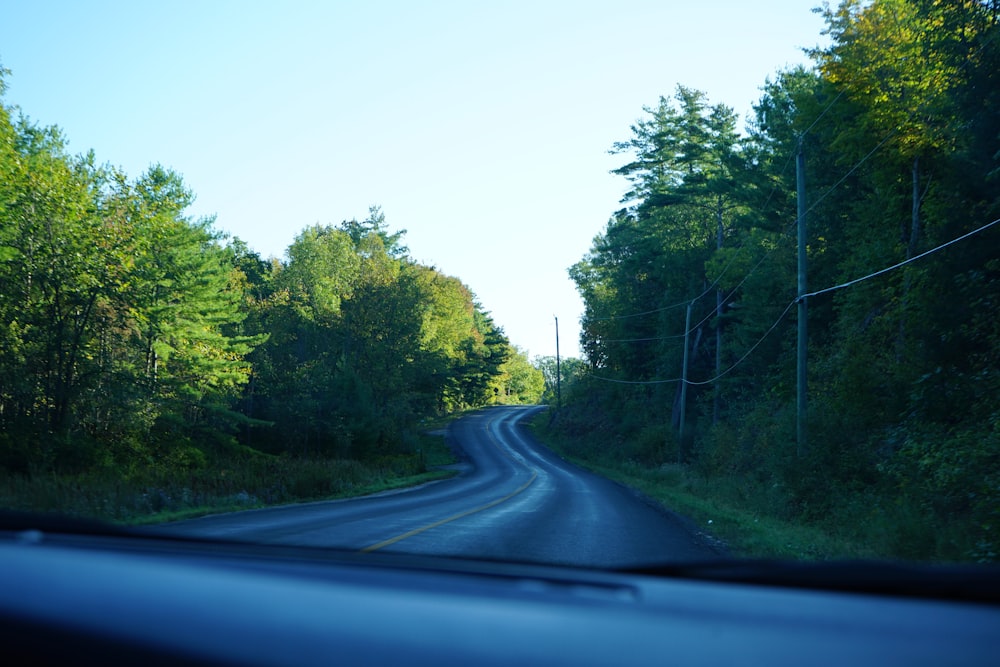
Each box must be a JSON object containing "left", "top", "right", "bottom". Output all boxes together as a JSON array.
[
  {"left": 0, "top": 67, "right": 543, "bottom": 522},
  {"left": 532, "top": 412, "right": 879, "bottom": 561},
  {"left": 546, "top": 0, "right": 999, "bottom": 563},
  {"left": 1, "top": 430, "right": 458, "bottom": 525}
]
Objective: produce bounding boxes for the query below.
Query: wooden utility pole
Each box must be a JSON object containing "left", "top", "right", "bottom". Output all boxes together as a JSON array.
[
  {"left": 554, "top": 315, "right": 562, "bottom": 410},
  {"left": 796, "top": 140, "right": 808, "bottom": 457},
  {"left": 678, "top": 302, "right": 693, "bottom": 464},
  {"left": 714, "top": 199, "right": 724, "bottom": 425}
]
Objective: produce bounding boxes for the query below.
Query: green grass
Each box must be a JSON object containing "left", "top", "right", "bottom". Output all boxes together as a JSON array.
[
  {"left": 528, "top": 413, "right": 877, "bottom": 560},
  {"left": 1, "top": 427, "right": 459, "bottom": 526}
]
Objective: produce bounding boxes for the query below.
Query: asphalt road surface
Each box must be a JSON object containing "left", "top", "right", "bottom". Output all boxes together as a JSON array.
[{"left": 162, "top": 406, "right": 719, "bottom": 567}]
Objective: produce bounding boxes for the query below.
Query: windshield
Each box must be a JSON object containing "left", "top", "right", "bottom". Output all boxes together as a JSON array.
[{"left": 0, "top": 1, "right": 996, "bottom": 570}]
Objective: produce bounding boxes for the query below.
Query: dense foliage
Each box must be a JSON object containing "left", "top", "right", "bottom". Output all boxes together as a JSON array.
[
  {"left": 0, "top": 69, "right": 539, "bottom": 486},
  {"left": 559, "top": 0, "right": 1000, "bottom": 561}
]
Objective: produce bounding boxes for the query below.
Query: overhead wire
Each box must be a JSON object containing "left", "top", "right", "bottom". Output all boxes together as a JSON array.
[
  {"left": 799, "top": 216, "right": 1000, "bottom": 301},
  {"left": 588, "top": 297, "right": 795, "bottom": 387},
  {"left": 600, "top": 213, "right": 798, "bottom": 344},
  {"left": 805, "top": 128, "right": 898, "bottom": 215},
  {"left": 590, "top": 215, "right": 1000, "bottom": 387},
  {"left": 798, "top": 89, "right": 845, "bottom": 139},
  {"left": 589, "top": 373, "right": 683, "bottom": 385},
  {"left": 683, "top": 300, "right": 796, "bottom": 386},
  {"left": 589, "top": 297, "right": 796, "bottom": 387}
]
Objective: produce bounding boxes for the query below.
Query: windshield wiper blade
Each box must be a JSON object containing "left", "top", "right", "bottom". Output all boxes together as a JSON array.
[{"left": 620, "top": 559, "right": 1000, "bottom": 603}]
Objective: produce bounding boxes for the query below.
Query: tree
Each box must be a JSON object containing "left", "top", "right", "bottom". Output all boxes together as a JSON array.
[
  {"left": 339, "top": 206, "right": 408, "bottom": 258},
  {"left": 574, "top": 85, "right": 750, "bottom": 435},
  {"left": 490, "top": 347, "right": 544, "bottom": 405},
  {"left": 0, "top": 72, "right": 261, "bottom": 471},
  {"left": 0, "top": 92, "right": 142, "bottom": 468},
  {"left": 244, "top": 213, "right": 513, "bottom": 458}
]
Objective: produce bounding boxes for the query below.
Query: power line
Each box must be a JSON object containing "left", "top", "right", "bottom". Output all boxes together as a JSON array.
[
  {"left": 589, "top": 374, "right": 683, "bottom": 385},
  {"left": 599, "top": 292, "right": 739, "bottom": 343},
  {"left": 602, "top": 334, "right": 685, "bottom": 343},
  {"left": 799, "top": 89, "right": 845, "bottom": 140},
  {"left": 589, "top": 215, "right": 1000, "bottom": 388},
  {"left": 587, "top": 297, "right": 688, "bottom": 322},
  {"left": 587, "top": 251, "right": 742, "bottom": 322},
  {"left": 588, "top": 298, "right": 795, "bottom": 387},
  {"left": 588, "top": 215, "right": 796, "bottom": 328},
  {"left": 685, "top": 300, "right": 796, "bottom": 386},
  {"left": 800, "top": 34, "right": 1000, "bottom": 220},
  {"left": 805, "top": 129, "right": 898, "bottom": 215},
  {"left": 601, "top": 216, "right": 798, "bottom": 344},
  {"left": 633, "top": 125, "right": 898, "bottom": 339},
  {"left": 800, "top": 216, "right": 1000, "bottom": 301},
  {"left": 588, "top": 81, "right": 864, "bottom": 327}
]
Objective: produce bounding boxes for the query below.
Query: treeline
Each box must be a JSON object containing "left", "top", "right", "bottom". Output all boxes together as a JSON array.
[
  {"left": 0, "top": 69, "right": 542, "bottom": 484},
  {"left": 559, "top": 0, "right": 999, "bottom": 561}
]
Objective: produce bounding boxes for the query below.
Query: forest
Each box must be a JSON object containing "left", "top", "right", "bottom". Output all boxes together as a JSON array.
[
  {"left": 0, "top": 68, "right": 543, "bottom": 517},
  {"left": 552, "top": 0, "right": 1000, "bottom": 561}
]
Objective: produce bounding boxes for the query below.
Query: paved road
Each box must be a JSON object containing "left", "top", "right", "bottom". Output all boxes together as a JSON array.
[{"left": 162, "top": 406, "right": 719, "bottom": 567}]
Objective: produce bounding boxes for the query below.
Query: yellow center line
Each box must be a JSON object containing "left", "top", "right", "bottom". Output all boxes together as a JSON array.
[
  {"left": 359, "top": 470, "right": 537, "bottom": 553},
  {"left": 360, "top": 410, "right": 537, "bottom": 553}
]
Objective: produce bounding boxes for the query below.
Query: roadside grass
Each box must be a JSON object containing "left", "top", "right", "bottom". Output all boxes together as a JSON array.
[
  {"left": 1, "top": 427, "right": 459, "bottom": 526},
  {"left": 528, "top": 413, "right": 878, "bottom": 561}
]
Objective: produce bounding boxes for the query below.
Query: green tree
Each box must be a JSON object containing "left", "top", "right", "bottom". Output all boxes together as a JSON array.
[
  {"left": 0, "top": 93, "right": 143, "bottom": 470},
  {"left": 246, "top": 213, "right": 513, "bottom": 458},
  {"left": 247, "top": 225, "right": 359, "bottom": 455},
  {"left": 490, "top": 347, "right": 544, "bottom": 405}
]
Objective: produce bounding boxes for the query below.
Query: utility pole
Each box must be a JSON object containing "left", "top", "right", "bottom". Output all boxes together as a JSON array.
[
  {"left": 796, "top": 139, "right": 808, "bottom": 457},
  {"left": 678, "top": 302, "right": 692, "bottom": 464},
  {"left": 554, "top": 315, "right": 562, "bottom": 410},
  {"left": 714, "top": 200, "right": 724, "bottom": 426}
]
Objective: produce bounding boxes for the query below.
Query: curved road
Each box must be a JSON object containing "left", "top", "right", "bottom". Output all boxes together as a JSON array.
[{"left": 163, "top": 406, "right": 718, "bottom": 567}]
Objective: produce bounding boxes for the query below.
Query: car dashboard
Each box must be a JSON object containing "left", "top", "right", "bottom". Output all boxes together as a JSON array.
[{"left": 1, "top": 525, "right": 998, "bottom": 666}]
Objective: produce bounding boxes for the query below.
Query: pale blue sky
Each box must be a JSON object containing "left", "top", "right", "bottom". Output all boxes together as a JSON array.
[{"left": 0, "top": 1, "right": 828, "bottom": 358}]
